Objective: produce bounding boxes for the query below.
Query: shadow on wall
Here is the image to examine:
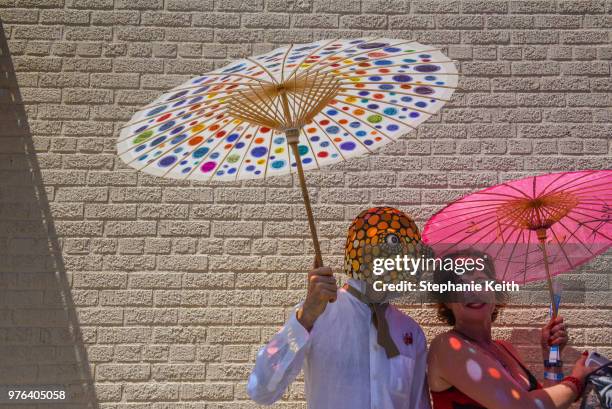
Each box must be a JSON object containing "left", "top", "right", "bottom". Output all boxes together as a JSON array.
[{"left": 0, "top": 22, "right": 99, "bottom": 409}]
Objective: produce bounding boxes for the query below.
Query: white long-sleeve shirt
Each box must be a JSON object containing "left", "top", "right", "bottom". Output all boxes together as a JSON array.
[{"left": 247, "top": 279, "right": 431, "bottom": 409}]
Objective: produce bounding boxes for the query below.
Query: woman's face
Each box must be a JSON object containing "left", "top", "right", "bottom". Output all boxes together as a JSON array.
[
  {"left": 448, "top": 300, "right": 495, "bottom": 326},
  {"left": 446, "top": 261, "right": 496, "bottom": 325}
]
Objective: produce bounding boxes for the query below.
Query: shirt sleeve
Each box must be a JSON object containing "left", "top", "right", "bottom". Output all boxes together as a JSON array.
[
  {"left": 247, "top": 307, "right": 311, "bottom": 405},
  {"left": 413, "top": 330, "right": 432, "bottom": 409}
]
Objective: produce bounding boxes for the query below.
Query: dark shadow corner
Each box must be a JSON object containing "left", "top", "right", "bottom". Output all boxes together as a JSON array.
[{"left": 0, "top": 21, "right": 99, "bottom": 409}]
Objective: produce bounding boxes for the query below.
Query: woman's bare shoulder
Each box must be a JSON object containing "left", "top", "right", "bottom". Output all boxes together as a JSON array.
[
  {"left": 432, "top": 330, "right": 454, "bottom": 344},
  {"left": 427, "top": 331, "right": 456, "bottom": 390},
  {"left": 429, "top": 330, "right": 455, "bottom": 355}
]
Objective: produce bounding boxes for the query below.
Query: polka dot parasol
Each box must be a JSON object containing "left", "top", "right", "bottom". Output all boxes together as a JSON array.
[{"left": 117, "top": 38, "right": 458, "bottom": 266}]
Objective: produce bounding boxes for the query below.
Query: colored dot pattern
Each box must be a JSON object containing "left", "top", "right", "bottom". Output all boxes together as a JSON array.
[
  {"left": 344, "top": 207, "right": 426, "bottom": 285},
  {"left": 117, "top": 38, "right": 457, "bottom": 181}
]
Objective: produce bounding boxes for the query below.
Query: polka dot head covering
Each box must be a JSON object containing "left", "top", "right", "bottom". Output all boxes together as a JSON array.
[{"left": 344, "top": 207, "right": 427, "bottom": 284}]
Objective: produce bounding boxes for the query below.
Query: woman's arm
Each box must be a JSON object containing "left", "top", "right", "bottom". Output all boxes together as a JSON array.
[{"left": 428, "top": 332, "right": 586, "bottom": 409}]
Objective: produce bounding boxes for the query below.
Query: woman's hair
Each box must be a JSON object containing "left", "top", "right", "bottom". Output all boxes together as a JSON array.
[{"left": 433, "top": 249, "right": 507, "bottom": 326}]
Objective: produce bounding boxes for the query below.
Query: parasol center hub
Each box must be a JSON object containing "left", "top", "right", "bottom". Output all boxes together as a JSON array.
[
  {"left": 226, "top": 72, "right": 342, "bottom": 131},
  {"left": 285, "top": 128, "right": 300, "bottom": 144},
  {"left": 496, "top": 191, "right": 580, "bottom": 231},
  {"left": 536, "top": 228, "right": 547, "bottom": 242}
]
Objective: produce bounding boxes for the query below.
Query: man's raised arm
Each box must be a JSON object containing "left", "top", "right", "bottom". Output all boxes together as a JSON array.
[{"left": 247, "top": 265, "right": 337, "bottom": 404}]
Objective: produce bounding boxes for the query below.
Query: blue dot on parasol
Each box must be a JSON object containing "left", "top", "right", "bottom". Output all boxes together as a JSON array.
[
  {"left": 159, "top": 156, "right": 177, "bottom": 167},
  {"left": 147, "top": 106, "right": 167, "bottom": 116},
  {"left": 251, "top": 147, "right": 268, "bottom": 158},
  {"left": 340, "top": 141, "right": 356, "bottom": 151},
  {"left": 358, "top": 42, "right": 389, "bottom": 49},
  {"left": 414, "top": 64, "right": 441, "bottom": 72}
]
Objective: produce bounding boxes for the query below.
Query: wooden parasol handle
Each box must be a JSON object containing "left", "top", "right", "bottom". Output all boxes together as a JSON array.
[
  {"left": 278, "top": 89, "right": 323, "bottom": 268},
  {"left": 537, "top": 228, "right": 558, "bottom": 318},
  {"left": 287, "top": 130, "right": 323, "bottom": 268}
]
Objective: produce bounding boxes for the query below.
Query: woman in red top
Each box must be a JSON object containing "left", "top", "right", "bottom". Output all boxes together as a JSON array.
[{"left": 427, "top": 250, "right": 594, "bottom": 409}]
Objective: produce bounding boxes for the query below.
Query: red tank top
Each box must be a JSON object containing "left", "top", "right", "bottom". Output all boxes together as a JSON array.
[{"left": 430, "top": 341, "right": 543, "bottom": 409}]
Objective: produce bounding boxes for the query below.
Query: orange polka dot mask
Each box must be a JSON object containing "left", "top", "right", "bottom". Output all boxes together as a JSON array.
[{"left": 344, "top": 207, "right": 426, "bottom": 284}]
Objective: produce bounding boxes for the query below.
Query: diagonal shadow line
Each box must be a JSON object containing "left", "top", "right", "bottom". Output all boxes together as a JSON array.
[{"left": 0, "top": 21, "right": 99, "bottom": 409}]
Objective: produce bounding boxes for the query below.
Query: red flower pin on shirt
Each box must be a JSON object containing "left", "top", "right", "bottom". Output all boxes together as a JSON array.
[{"left": 403, "top": 332, "right": 413, "bottom": 345}]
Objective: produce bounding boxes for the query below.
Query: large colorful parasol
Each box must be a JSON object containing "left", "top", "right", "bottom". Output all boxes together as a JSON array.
[
  {"left": 422, "top": 170, "right": 612, "bottom": 316},
  {"left": 117, "top": 37, "right": 458, "bottom": 266}
]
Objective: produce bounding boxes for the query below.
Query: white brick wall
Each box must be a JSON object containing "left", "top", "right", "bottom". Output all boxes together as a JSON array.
[{"left": 0, "top": 1, "right": 611, "bottom": 407}]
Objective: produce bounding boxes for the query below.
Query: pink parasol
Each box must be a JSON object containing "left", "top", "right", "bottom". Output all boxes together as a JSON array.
[{"left": 422, "top": 170, "right": 612, "bottom": 316}]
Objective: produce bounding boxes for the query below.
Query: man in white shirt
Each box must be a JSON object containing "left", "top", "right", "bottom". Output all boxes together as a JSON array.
[{"left": 247, "top": 207, "right": 431, "bottom": 409}]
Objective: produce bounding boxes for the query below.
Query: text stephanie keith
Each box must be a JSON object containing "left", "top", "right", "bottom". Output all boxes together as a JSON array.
[{"left": 373, "top": 280, "right": 520, "bottom": 293}]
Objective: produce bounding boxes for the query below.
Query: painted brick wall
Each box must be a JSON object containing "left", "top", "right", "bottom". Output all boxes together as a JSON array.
[{"left": 1, "top": 0, "right": 611, "bottom": 408}]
